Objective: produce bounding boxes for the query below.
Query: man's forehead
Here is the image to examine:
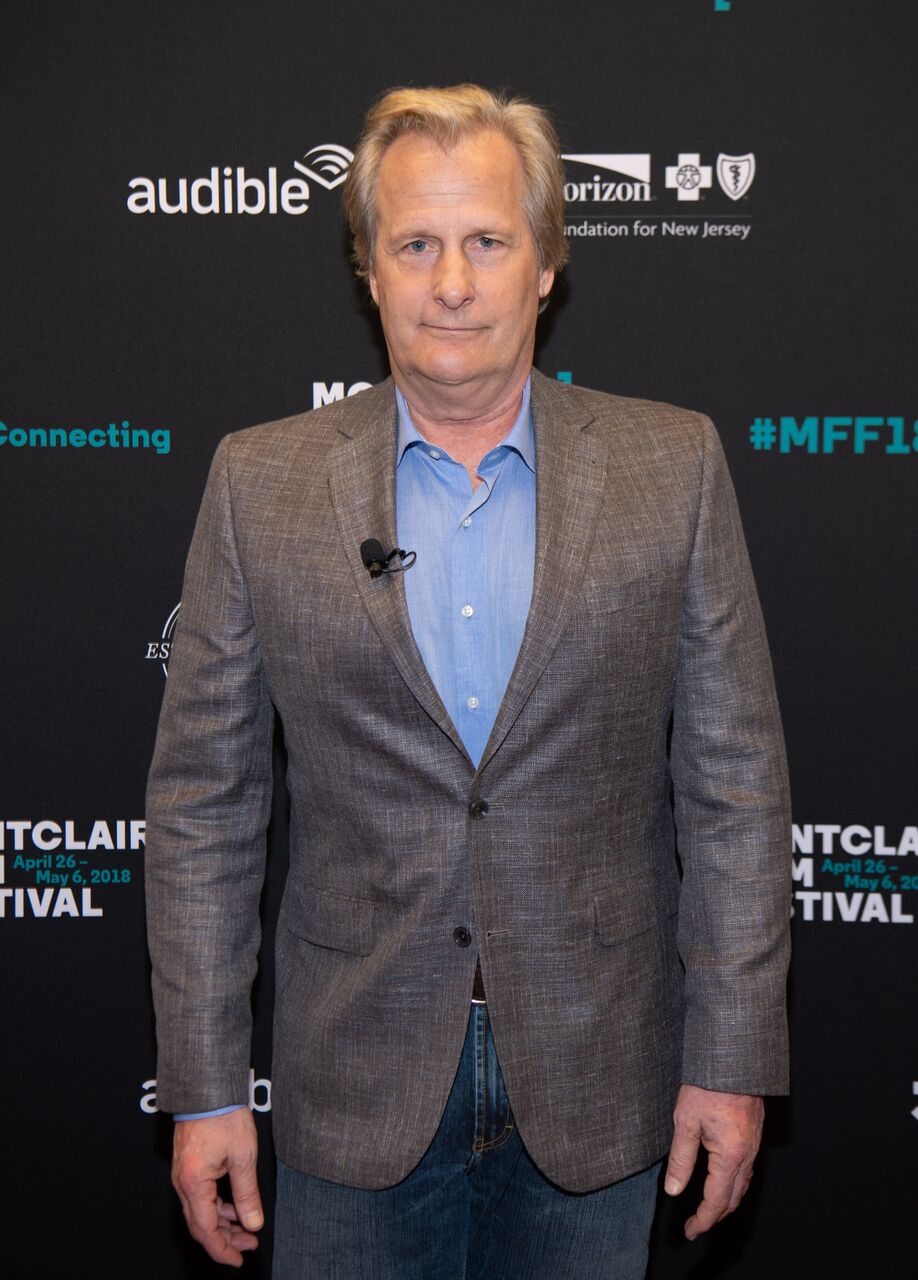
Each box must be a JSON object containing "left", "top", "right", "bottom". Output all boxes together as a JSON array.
[
  {"left": 375, "top": 131, "right": 525, "bottom": 207},
  {"left": 382, "top": 129, "right": 520, "bottom": 172}
]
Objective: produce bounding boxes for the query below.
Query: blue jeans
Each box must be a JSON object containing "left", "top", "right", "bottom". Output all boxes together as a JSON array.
[{"left": 273, "top": 1003, "right": 661, "bottom": 1278}]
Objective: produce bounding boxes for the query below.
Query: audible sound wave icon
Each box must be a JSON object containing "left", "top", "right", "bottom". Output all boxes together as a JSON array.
[{"left": 294, "top": 144, "right": 355, "bottom": 190}]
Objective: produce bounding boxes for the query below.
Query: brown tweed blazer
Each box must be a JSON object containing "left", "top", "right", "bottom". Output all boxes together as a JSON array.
[{"left": 145, "top": 368, "right": 791, "bottom": 1191}]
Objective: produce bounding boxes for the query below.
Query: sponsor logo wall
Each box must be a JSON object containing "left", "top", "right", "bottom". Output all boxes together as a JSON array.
[{"left": 3, "top": 3, "right": 916, "bottom": 1278}]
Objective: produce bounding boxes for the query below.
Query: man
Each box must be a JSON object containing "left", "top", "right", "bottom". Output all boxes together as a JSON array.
[{"left": 146, "top": 84, "right": 791, "bottom": 1278}]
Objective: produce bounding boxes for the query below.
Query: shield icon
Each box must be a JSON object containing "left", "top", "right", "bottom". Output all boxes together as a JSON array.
[{"left": 716, "top": 153, "right": 756, "bottom": 201}]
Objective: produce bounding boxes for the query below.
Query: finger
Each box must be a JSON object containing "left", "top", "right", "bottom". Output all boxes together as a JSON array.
[
  {"left": 185, "top": 1205, "right": 245, "bottom": 1266},
  {"left": 217, "top": 1197, "right": 239, "bottom": 1222},
  {"left": 215, "top": 1195, "right": 260, "bottom": 1254},
  {"left": 222, "top": 1222, "right": 262, "bottom": 1255},
  {"left": 664, "top": 1126, "right": 701, "bottom": 1196},
  {"left": 684, "top": 1158, "right": 737, "bottom": 1241},
  {"left": 726, "top": 1159, "right": 754, "bottom": 1213},
  {"left": 684, "top": 1190, "right": 732, "bottom": 1240},
  {"left": 228, "top": 1157, "right": 265, "bottom": 1234},
  {"left": 177, "top": 1171, "right": 245, "bottom": 1267}
]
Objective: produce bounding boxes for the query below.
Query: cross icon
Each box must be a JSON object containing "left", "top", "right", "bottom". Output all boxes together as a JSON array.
[{"left": 665, "top": 153, "right": 713, "bottom": 201}]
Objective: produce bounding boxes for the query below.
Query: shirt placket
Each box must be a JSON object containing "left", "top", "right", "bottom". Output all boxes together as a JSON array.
[{"left": 449, "top": 452, "right": 505, "bottom": 765}]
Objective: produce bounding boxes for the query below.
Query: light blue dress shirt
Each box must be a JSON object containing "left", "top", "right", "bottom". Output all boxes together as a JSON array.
[
  {"left": 175, "top": 378, "right": 536, "bottom": 1120},
  {"left": 395, "top": 377, "right": 536, "bottom": 767}
]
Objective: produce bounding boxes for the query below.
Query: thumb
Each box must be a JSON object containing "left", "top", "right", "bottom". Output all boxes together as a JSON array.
[
  {"left": 664, "top": 1126, "right": 700, "bottom": 1196},
  {"left": 228, "top": 1158, "right": 264, "bottom": 1232}
]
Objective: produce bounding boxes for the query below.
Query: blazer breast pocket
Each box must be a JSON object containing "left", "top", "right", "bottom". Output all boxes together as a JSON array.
[{"left": 576, "top": 572, "right": 674, "bottom": 619}]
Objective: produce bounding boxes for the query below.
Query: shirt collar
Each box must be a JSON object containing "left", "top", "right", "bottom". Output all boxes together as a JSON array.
[{"left": 395, "top": 375, "right": 534, "bottom": 473}]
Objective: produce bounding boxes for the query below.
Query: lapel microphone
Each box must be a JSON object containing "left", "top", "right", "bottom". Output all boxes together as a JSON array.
[{"left": 360, "top": 539, "right": 417, "bottom": 578}]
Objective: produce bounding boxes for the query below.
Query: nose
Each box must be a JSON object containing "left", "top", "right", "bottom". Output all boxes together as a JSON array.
[{"left": 433, "top": 246, "right": 475, "bottom": 310}]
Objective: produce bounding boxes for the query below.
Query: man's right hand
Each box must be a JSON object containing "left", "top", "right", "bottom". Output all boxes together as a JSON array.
[{"left": 172, "top": 1108, "right": 264, "bottom": 1267}]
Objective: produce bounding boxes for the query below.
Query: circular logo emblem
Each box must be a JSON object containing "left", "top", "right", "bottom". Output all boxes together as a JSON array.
[{"left": 676, "top": 164, "right": 702, "bottom": 191}]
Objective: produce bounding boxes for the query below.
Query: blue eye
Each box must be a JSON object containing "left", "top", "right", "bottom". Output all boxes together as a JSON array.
[
  {"left": 407, "top": 240, "right": 427, "bottom": 253},
  {"left": 479, "top": 236, "right": 496, "bottom": 248}
]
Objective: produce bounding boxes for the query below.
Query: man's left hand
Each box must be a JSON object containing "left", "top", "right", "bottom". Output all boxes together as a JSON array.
[{"left": 663, "top": 1084, "right": 764, "bottom": 1240}]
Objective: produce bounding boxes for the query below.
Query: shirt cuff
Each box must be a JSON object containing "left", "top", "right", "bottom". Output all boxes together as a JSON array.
[{"left": 174, "top": 1104, "right": 247, "bottom": 1121}]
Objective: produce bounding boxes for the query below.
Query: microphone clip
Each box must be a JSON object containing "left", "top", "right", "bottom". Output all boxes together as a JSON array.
[{"left": 360, "top": 539, "right": 417, "bottom": 578}]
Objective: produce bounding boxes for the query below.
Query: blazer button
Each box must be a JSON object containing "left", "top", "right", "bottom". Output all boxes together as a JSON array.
[
  {"left": 453, "top": 926, "right": 472, "bottom": 947},
  {"left": 468, "top": 799, "right": 489, "bottom": 818}
]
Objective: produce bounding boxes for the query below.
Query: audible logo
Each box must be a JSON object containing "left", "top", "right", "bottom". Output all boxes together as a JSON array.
[
  {"left": 126, "top": 144, "right": 354, "bottom": 216},
  {"left": 127, "top": 166, "right": 309, "bottom": 216}
]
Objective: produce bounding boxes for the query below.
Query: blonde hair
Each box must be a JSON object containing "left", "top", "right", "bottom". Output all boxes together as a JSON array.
[{"left": 342, "top": 84, "right": 569, "bottom": 281}]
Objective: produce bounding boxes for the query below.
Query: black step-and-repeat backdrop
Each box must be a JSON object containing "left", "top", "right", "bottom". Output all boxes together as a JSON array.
[{"left": 2, "top": 3, "right": 916, "bottom": 1276}]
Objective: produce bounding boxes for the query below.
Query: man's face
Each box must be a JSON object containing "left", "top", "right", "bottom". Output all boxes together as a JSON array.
[{"left": 368, "top": 130, "right": 554, "bottom": 407}]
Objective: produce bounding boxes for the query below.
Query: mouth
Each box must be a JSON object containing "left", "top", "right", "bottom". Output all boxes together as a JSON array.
[{"left": 423, "top": 324, "right": 484, "bottom": 335}]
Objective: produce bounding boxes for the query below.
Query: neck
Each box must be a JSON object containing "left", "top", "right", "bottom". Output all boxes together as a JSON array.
[{"left": 395, "top": 370, "right": 530, "bottom": 486}]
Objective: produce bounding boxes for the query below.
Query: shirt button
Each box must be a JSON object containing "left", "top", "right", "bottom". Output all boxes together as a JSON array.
[
  {"left": 467, "top": 799, "right": 489, "bottom": 818},
  {"left": 466, "top": 695, "right": 480, "bottom": 710},
  {"left": 462, "top": 517, "right": 472, "bottom": 528},
  {"left": 429, "top": 449, "right": 441, "bottom": 459},
  {"left": 453, "top": 926, "right": 472, "bottom": 947},
  {"left": 461, "top": 604, "right": 474, "bottom": 618}
]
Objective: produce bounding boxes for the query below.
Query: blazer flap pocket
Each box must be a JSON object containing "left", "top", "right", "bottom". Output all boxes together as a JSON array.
[
  {"left": 593, "top": 875, "right": 679, "bottom": 947},
  {"left": 284, "top": 881, "right": 376, "bottom": 955}
]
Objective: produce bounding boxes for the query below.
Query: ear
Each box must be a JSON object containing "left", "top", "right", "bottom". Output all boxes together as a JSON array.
[
  {"left": 538, "top": 266, "right": 555, "bottom": 298},
  {"left": 368, "top": 268, "right": 379, "bottom": 306}
]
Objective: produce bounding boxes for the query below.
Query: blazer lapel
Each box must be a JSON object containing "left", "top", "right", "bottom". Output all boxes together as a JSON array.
[
  {"left": 476, "top": 370, "right": 609, "bottom": 775},
  {"left": 326, "top": 380, "right": 472, "bottom": 765}
]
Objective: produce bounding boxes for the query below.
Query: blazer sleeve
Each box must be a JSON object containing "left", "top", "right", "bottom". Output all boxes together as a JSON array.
[
  {"left": 144, "top": 434, "right": 274, "bottom": 1115},
  {"left": 671, "top": 416, "right": 792, "bottom": 1096}
]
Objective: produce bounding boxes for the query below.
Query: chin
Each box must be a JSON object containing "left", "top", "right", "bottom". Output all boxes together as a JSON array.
[{"left": 416, "top": 358, "right": 484, "bottom": 386}]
